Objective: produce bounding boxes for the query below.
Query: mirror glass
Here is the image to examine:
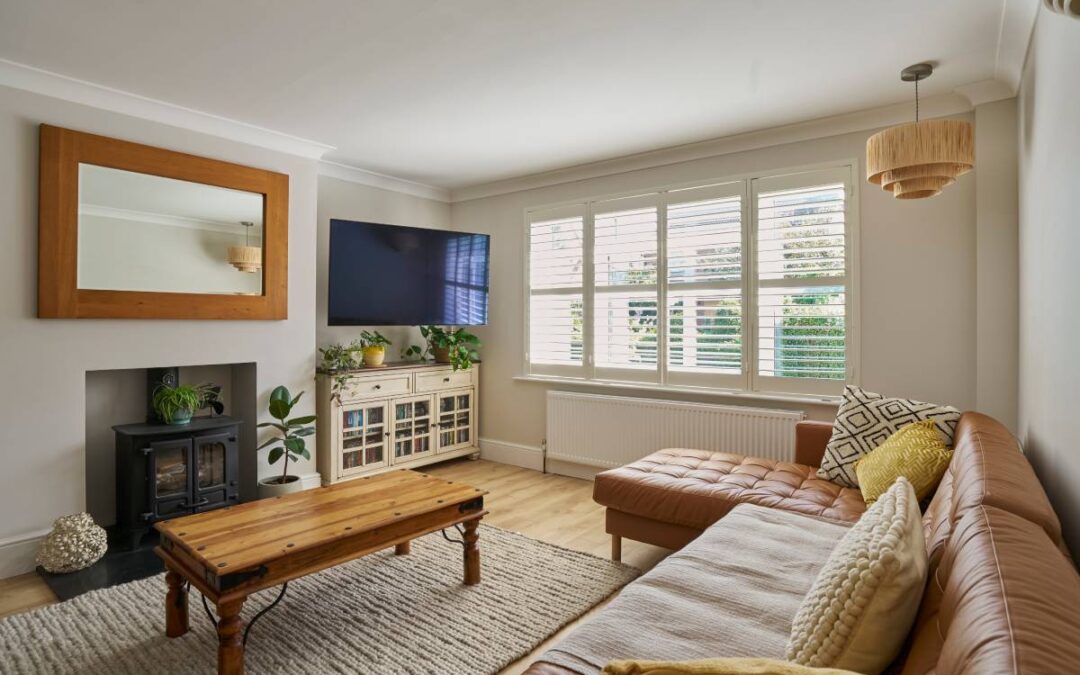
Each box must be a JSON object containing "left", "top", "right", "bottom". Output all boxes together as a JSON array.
[{"left": 77, "top": 164, "right": 264, "bottom": 295}]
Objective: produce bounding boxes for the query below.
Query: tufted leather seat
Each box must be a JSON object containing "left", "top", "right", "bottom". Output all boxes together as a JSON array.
[{"left": 594, "top": 447, "right": 866, "bottom": 533}]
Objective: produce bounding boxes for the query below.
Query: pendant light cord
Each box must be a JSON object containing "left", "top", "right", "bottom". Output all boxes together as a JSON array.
[{"left": 915, "top": 77, "right": 920, "bottom": 123}]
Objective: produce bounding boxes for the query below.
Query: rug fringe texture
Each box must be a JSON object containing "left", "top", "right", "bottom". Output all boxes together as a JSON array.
[{"left": 0, "top": 525, "right": 638, "bottom": 675}]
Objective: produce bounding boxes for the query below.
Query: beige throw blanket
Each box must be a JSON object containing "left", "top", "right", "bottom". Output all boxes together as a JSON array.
[{"left": 541, "top": 505, "right": 850, "bottom": 674}]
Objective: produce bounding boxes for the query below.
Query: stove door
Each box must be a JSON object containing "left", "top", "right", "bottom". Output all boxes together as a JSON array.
[
  {"left": 147, "top": 437, "right": 193, "bottom": 519},
  {"left": 193, "top": 430, "right": 237, "bottom": 511}
]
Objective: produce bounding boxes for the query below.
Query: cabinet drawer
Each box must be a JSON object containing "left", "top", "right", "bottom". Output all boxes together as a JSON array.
[
  {"left": 416, "top": 370, "right": 474, "bottom": 392},
  {"left": 342, "top": 375, "right": 412, "bottom": 401}
]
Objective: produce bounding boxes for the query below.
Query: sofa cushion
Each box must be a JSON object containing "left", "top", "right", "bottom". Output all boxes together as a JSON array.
[
  {"left": 946, "top": 412, "right": 1064, "bottom": 551},
  {"left": 787, "top": 478, "right": 927, "bottom": 673},
  {"left": 853, "top": 420, "right": 952, "bottom": 505},
  {"left": 602, "top": 658, "right": 863, "bottom": 674},
  {"left": 538, "top": 504, "right": 851, "bottom": 674},
  {"left": 819, "top": 386, "right": 960, "bottom": 488},
  {"left": 901, "top": 505, "right": 1080, "bottom": 675},
  {"left": 594, "top": 449, "right": 866, "bottom": 531}
]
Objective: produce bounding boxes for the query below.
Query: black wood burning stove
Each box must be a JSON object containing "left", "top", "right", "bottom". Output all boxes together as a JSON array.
[{"left": 113, "top": 415, "right": 241, "bottom": 549}]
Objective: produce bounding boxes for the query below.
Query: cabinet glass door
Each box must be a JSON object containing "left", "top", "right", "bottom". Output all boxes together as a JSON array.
[
  {"left": 339, "top": 402, "right": 389, "bottom": 475},
  {"left": 436, "top": 388, "right": 474, "bottom": 453},
  {"left": 392, "top": 395, "right": 435, "bottom": 464}
]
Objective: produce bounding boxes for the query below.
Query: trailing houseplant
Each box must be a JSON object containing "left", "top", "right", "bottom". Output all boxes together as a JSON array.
[
  {"left": 256, "top": 385, "right": 316, "bottom": 498},
  {"left": 419, "top": 325, "right": 481, "bottom": 371},
  {"left": 359, "top": 330, "right": 392, "bottom": 367},
  {"left": 152, "top": 383, "right": 219, "bottom": 425},
  {"left": 319, "top": 340, "right": 363, "bottom": 401}
]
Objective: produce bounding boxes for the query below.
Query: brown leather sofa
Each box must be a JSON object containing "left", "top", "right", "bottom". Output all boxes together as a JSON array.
[{"left": 523, "top": 412, "right": 1080, "bottom": 674}]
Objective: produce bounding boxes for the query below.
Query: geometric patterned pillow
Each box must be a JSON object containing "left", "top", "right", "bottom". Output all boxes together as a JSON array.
[{"left": 817, "top": 385, "right": 959, "bottom": 488}]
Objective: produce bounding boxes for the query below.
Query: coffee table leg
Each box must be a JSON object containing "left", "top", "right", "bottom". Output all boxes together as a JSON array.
[
  {"left": 165, "top": 568, "right": 189, "bottom": 637},
  {"left": 216, "top": 598, "right": 247, "bottom": 675},
  {"left": 463, "top": 518, "right": 481, "bottom": 585},
  {"left": 395, "top": 541, "right": 411, "bottom": 555}
]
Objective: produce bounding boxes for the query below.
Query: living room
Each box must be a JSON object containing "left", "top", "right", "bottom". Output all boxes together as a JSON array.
[{"left": 0, "top": 1, "right": 1078, "bottom": 674}]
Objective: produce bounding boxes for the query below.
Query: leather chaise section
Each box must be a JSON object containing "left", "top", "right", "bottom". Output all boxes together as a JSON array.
[{"left": 594, "top": 448, "right": 866, "bottom": 531}]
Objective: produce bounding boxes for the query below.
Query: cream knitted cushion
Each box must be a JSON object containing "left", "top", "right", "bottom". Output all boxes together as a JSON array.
[{"left": 785, "top": 477, "right": 927, "bottom": 674}]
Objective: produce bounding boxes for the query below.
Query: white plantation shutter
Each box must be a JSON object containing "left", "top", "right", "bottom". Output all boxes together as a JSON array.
[
  {"left": 523, "top": 164, "right": 855, "bottom": 398},
  {"left": 593, "top": 195, "right": 660, "bottom": 381},
  {"left": 753, "top": 167, "right": 852, "bottom": 395},
  {"left": 665, "top": 182, "right": 746, "bottom": 388},
  {"left": 527, "top": 205, "right": 585, "bottom": 376}
]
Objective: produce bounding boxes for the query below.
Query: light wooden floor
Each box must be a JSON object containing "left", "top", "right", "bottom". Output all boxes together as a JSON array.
[{"left": 0, "top": 459, "right": 670, "bottom": 673}]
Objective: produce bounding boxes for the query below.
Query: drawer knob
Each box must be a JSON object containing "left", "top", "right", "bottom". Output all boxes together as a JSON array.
[
  {"left": 443, "top": 377, "right": 450, "bottom": 382},
  {"left": 374, "top": 384, "right": 382, "bottom": 390}
]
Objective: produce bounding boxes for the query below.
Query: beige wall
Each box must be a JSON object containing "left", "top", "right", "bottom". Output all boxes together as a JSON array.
[
  {"left": 974, "top": 99, "right": 1019, "bottom": 431},
  {"left": 0, "top": 85, "right": 319, "bottom": 576},
  {"left": 316, "top": 175, "right": 451, "bottom": 354},
  {"left": 451, "top": 120, "right": 979, "bottom": 451},
  {"left": 1017, "top": 9, "right": 1080, "bottom": 558}
]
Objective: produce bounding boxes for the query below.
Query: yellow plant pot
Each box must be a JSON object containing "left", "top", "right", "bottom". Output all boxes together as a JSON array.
[{"left": 362, "top": 346, "right": 386, "bottom": 367}]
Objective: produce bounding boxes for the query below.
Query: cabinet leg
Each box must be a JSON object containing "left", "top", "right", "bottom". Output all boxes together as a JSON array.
[
  {"left": 463, "top": 518, "right": 481, "bottom": 585},
  {"left": 165, "top": 568, "right": 189, "bottom": 637},
  {"left": 611, "top": 534, "right": 622, "bottom": 562},
  {"left": 216, "top": 598, "right": 246, "bottom": 675},
  {"left": 395, "top": 541, "right": 411, "bottom": 555}
]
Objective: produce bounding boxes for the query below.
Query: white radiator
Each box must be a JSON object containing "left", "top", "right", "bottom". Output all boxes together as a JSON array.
[{"left": 545, "top": 391, "right": 805, "bottom": 469}]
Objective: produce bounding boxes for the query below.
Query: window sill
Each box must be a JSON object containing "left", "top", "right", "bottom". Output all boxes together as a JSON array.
[{"left": 511, "top": 374, "right": 843, "bottom": 407}]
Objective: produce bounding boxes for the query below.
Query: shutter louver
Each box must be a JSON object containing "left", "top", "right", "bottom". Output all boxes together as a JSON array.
[
  {"left": 755, "top": 180, "right": 848, "bottom": 386},
  {"left": 528, "top": 209, "right": 585, "bottom": 374},
  {"left": 594, "top": 203, "right": 659, "bottom": 375}
]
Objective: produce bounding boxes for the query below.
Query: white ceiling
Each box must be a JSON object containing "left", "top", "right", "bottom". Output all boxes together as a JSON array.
[{"left": 0, "top": 0, "right": 1021, "bottom": 190}]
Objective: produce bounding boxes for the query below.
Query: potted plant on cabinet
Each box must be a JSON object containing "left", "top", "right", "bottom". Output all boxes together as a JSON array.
[
  {"left": 418, "top": 325, "right": 481, "bottom": 371},
  {"left": 256, "top": 385, "right": 317, "bottom": 498},
  {"left": 359, "top": 330, "right": 392, "bottom": 367},
  {"left": 152, "top": 382, "right": 221, "bottom": 425},
  {"left": 319, "top": 340, "right": 363, "bottom": 401}
]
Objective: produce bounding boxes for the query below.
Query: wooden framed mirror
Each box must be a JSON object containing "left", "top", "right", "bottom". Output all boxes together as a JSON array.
[{"left": 38, "top": 125, "right": 288, "bottom": 319}]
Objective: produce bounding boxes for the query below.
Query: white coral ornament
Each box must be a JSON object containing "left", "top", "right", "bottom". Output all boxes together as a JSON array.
[{"left": 36, "top": 513, "right": 108, "bottom": 573}]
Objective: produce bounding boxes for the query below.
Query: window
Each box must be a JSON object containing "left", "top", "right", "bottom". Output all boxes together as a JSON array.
[{"left": 525, "top": 165, "right": 856, "bottom": 397}]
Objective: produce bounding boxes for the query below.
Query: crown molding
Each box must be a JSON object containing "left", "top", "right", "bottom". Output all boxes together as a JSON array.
[
  {"left": 0, "top": 58, "right": 335, "bottom": 159},
  {"left": 318, "top": 160, "right": 450, "bottom": 202},
  {"left": 80, "top": 203, "right": 261, "bottom": 236},
  {"left": 449, "top": 92, "right": 975, "bottom": 203},
  {"left": 994, "top": 0, "right": 1040, "bottom": 93},
  {"left": 953, "top": 78, "right": 1016, "bottom": 106}
]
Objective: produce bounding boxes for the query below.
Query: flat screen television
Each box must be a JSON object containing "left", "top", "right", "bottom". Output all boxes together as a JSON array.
[{"left": 328, "top": 219, "right": 490, "bottom": 326}]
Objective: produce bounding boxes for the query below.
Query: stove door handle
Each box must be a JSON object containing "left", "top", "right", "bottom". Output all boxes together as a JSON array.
[{"left": 180, "top": 498, "right": 210, "bottom": 510}]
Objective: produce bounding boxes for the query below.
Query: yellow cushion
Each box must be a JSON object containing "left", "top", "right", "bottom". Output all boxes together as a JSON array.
[
  {"left": 853, "top": 420, "right": 951, "bottom": 505},
  {"left": 601, "top": 658, "right": 861, "bottom": 675}
]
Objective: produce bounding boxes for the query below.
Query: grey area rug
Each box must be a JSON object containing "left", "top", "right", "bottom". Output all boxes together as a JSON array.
[{"left": 0, "top": 525, "right": 638, "bottom": 675}]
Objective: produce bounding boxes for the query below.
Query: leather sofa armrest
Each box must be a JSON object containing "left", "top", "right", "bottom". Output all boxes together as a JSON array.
[{"left": 795, "top": 421, "right": 833, "bottom": 468}]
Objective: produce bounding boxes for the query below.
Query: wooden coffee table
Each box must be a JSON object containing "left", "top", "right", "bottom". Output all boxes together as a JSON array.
[{"left": 154, "top": 469, "right": 488, "bottom": 675}]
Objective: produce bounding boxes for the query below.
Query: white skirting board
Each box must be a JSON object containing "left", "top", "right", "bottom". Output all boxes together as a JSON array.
[
  {"left": 0, "top": 528, "right": 49, "bottom": 579},
  {"left": 479, "top": 438, "right": 544, "bottom": 471}
]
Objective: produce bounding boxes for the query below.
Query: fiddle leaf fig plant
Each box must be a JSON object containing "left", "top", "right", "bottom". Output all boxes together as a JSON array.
[{"left": 256, "top": 386, "right": 316, "bottom": 485}]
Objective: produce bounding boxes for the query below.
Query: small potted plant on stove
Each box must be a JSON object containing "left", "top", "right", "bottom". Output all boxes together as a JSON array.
[
  {"left": 152, "top": 383, "right": 212, "bottom": 425},
  {"left": 359, "top": 330, "right": 392, "bottom": 367},
  {"left": 256, "top": 385, "right": 317, "bottom": 499},
  {"left": 420, "top": 325, "right": 481, "bottom": 371}
]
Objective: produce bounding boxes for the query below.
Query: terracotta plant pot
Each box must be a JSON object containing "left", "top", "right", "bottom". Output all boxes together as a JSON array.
[
  {"left": 432, "top": 345, "right": 451, "bottom": 363},
  {"left": 362, "top": 345, "right": 386, "bottom": 367},
  {"left": 257, "top": 475, "right": 304, "bottom": 499}
]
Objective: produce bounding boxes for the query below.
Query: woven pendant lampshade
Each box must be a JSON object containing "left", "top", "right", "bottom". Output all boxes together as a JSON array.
[
  {"left": 866, "top": 64, "right": 974, "bottom": 199},
  {"left": 227, "top": 221, "right": 262, "bottom": 273}
]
